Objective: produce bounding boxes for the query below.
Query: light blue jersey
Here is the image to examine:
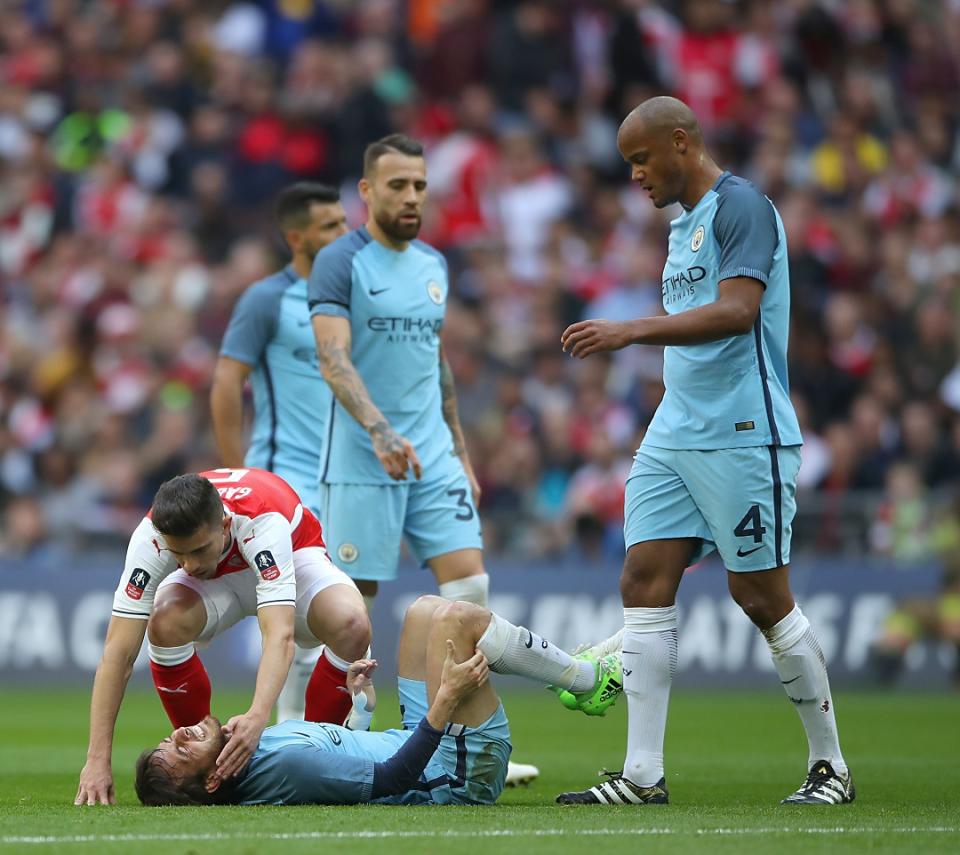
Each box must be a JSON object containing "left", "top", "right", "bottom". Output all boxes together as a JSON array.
[
  {"left": 235, "top": 720, "right": 436, "bottom": 805},
  {"left": 307, "top": 227, "right": 455, "bottom": 485},
  {"left": 220, "top": 266, "right": 329, "bottom": 507},
  {"left": 234, "top": 677, "right": 511, "bottom": 807},
  {"left": 643, "top": 172, "right": 802, "bottom": 451}
]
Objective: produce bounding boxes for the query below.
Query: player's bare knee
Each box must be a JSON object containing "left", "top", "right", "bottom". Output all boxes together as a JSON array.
[
  {"left": 405, "top": 594, "right": 447, "bottom": 624},
  {"left": 327, "top": 608, "right": 372, "bottom": 659},
  {"left": 433, "top": 600, "right": 486, "bottom": 641},
  {"left": 147, "top": 603, "right": 198, "bottom": 647},
  {"left": 620, "top": 564, "right": 674, "bottom": 607}
]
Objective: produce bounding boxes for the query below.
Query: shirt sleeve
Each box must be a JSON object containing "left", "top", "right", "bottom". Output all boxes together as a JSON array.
[
  {"left": 370, "top": 718, "right": 444, "bottom": 799},
  {"left": 235, "top": 511, "right": 297, "bottom": 609},
  {"left": 219, "top": 280, "right": 282, "bottom": 366},
  {"left": 713, "top": 182, "right": 779, "bottom": 287},
  {"left": 112, "top": 518, "right": 177, "bottom": 619},
  {"left": 308, "top": 236, "right": 357, "bottom": 321}
]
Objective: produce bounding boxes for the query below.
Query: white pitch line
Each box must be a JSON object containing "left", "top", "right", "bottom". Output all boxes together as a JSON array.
[{"left": 2, "top": 827, "right": 958, "bottom": 845}]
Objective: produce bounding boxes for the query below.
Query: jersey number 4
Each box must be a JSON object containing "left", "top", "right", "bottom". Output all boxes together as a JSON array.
[{"left": 734, "top": 504, "right": 766, "bottom": 543}]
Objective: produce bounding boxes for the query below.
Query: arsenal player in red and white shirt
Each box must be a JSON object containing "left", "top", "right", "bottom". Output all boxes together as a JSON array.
[{"left": 76, "top": 468, "right": 371, "bottom": 806}]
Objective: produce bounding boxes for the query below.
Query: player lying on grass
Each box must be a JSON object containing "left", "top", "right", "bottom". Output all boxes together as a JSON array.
[
  {"left": 134, "top": 596, "right": 622, "bottom": 806},
  {"left": 76, "top": 468, "right": 371, "bottom": 806}
]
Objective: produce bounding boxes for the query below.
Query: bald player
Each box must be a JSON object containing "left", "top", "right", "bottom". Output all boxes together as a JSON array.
[{"left": 555, "top": 97, "right": 853, "bottom": 807}]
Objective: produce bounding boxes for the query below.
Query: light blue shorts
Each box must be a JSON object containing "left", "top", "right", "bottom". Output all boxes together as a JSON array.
[
  {"left": 397, "top": 677, "right": 511, "bottom": 806},
  {"left": 624, "top": 444, "right": 801, "bottom": 572},
  {"left": 317, "top": 463, "right": 483, "bottom": 581}
]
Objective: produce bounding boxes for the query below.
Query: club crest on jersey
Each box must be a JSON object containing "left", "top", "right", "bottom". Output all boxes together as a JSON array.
[
  {"left": 125, "top": 568, "right": 150, "bottom": 600},
  {"left": 426, "top": 280, "right": 443, "bottom": 305},
  {"left": 338, "top": 543, "right": 358, "bottom": 564},
  {"left": 254, "top": 550, "right": 280, "bottom": 581},
  {"left": 691, "top": 225, "right": 705, "bottom": 252}
]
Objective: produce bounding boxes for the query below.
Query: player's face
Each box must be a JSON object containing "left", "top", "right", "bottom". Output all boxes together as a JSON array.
[
  {"left": 617, "top": 119, "right": 686, "bottom": 209},
  {"left": 164, "top": 517, "right": 230, "bottom": 580},
  {"left": 152, "top": 715, "right": 225, "bottom": 782},
  {"left": 360, "top": 153, "right": 428, "bottom": 243},
  {"left": 292, "top": 202, "right": 349, "bottom": 261}
]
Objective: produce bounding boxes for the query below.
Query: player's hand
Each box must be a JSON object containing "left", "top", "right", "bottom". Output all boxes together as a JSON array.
[
  {"left": 215, "top": 711, "right": 267, "bottom": 781},
  {"left": 440, "top": 640, "right": 489, "bottom": 702},
  {"left": 75, "top": 761, "right": 115, "bottom": 805},
  {"left": 561, "top": 319, "right": 634, "bottom": 358},
  {"left": 370, "top": 422, "right": 422, "bottom": 481},
  {"left": 344, "top": 657, "right": 378, "bottom": 710}
]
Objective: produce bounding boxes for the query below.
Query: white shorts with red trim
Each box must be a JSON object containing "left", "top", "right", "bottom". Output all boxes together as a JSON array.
[{"left": 156, "top": 547, "right": 357, "bottom": 647}]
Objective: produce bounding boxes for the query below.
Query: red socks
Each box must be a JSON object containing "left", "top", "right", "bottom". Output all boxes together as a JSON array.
[
  {"left": 304, "top": 651, "right": 352, "bottom": 724},
  {"left": 150, "top": 652, "right": 212, "bottom": 727}
]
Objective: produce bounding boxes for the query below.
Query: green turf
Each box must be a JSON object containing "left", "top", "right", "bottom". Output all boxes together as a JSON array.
[{"left": 1, "top": 687, "right": 957, "bottom": 855}]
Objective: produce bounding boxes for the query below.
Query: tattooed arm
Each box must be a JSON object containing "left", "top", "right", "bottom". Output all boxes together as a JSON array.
[
  {"left": 439, "top": 345, "right": 480, "bottom": 504},
  {"left": 311, "top": 314, "right": 421, "bottom": 480}
]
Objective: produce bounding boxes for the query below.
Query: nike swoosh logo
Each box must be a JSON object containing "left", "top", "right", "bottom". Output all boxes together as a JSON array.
[
  {"left": 369, "top": 287, "right": 390, "bottom": 296},
  {"left": 158, "top": 683, "right": 189, "bottom": 694},
  {"left": 737, "top": 545, "right": 763, "bottom": 557},
  {"left": 524, "top": 631, "right": 534, "bottom": 649},
  {"left": 780, "top": 675, "right": 801, "bottom": 685},
  {"left": 297, "top": 319, "right": 312, "bottom": 327}
]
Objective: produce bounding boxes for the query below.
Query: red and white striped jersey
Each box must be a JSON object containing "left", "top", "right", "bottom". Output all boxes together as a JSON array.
[{"left": 112, "top": 468, "right": 325, "bottom": 620}]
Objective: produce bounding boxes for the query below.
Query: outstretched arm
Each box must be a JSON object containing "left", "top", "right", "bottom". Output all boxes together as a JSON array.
[
  {"left": 561, "top": 277, "right": 764, "bottom": 357},
  {"left": 312, "top": 314, "right": 421, "bottom": 480},
  {"left": 76, "top": 616, "right": 147, "bottom": 805},
  {"left": 439, "top": 345, "right": 480, "bottom": 504},
  {"left": 215, "top": 604, "right": 295, "bottom": 781}
]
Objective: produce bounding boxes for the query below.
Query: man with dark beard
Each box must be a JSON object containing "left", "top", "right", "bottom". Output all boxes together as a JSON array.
[{"left": 308, "top": 135, "right": 539, "bottom": 786}]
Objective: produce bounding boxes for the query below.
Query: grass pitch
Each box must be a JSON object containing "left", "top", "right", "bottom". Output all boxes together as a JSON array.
[{"left": 0, "top": 686, "right": 957, "bottom": 855}]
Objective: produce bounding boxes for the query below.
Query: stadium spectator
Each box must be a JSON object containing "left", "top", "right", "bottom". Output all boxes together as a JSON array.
[{"left": 0, "top": 0, "right": 958, "bottom": 571}]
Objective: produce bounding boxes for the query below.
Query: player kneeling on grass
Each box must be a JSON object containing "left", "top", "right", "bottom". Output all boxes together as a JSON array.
[
  {"left": 134, "top": 596, "right": 623, "bottom": 806},
  {"left": 76, "top": 468, "right": 371, "bottom": 806}
]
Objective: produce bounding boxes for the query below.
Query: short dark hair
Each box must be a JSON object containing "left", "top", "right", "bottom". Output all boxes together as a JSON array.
[
  {"left": 134, "top": 748, "right": 236, "bottom": 806},
  {"left": 275, "top": 182, "right": 340, "bottom": 230},
  {"left": 363, "top": 133, "right": 424, "bottom": 177},
  {"left": 151, "top": 474, "right": 222, "bottom": 538}
]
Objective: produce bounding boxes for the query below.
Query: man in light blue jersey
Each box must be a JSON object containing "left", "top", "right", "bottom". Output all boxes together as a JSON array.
[
  {"left": 307, "top": 136, "right": 538, "bottom": 786},
  {"left": 133, "top": 598, "right": 624, "bottom": 806},
  {"left": 211, "top": 184, "right": 368, "bottom": 726},
  {"left": 307, "top": 134, "right": 486, "bottom": 608},
  {"left": 555, "top": 97, "right": 853, "bottom": 808}
]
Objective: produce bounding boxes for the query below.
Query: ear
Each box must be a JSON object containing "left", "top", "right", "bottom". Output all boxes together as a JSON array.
[
  {"left": 222, "top": 515, "right": 231, "bottom": 535},
  {"left": 285, "top": 228, "right": 302, "bottom": 253},
  {"left": 358, "top": 176, "right": 371, "bottom": 204},
  {"left": 204, "top": 770, "right": 222, "bottom": 793},
  {"left": 673, "top": 128, "right": 688, "bottom": 154}
]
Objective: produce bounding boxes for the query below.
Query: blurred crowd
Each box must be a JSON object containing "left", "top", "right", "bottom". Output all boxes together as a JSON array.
[{"left": 2, "top": 0, "right": 960, "bottom": 571}]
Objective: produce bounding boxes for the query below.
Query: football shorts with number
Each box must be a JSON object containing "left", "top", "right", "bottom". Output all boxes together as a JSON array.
[
  {"left": 623, "top": 444, "right": 801, "bottom": 572},
  {"left": 317, "top": 456, "right": 482, "bottom": 581}
]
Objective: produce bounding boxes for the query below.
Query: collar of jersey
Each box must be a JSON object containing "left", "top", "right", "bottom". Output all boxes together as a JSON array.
[{"left": 680, "top": 170, "right": 732, "bottom": 213}]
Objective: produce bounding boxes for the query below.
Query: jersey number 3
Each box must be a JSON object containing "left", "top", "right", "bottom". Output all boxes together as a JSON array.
[{"left": 447, "top": 488, "right": 475, "bottom": 521}]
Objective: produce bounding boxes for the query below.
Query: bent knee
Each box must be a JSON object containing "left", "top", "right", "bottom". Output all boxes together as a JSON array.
[
  {"left": 147, "top": 602, "right": 200, "bottom": 647},
  {"left": 405, "top": 594, "right": 447, "bottom": 623},
  {"left": 434, "top": 599, "right": 484, "bottom": 627},
  {"left": 327, "top": 608, "right": 372, "bottom": 657}
]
